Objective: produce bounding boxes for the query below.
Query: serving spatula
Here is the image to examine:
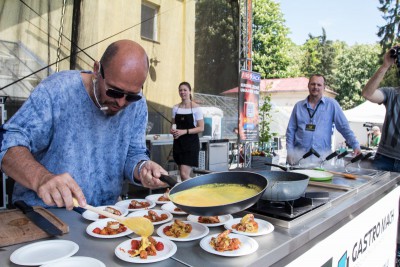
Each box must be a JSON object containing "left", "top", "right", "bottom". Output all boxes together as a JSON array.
[{"left": 72, "top": 199, "right": 153, "bottom": 237}]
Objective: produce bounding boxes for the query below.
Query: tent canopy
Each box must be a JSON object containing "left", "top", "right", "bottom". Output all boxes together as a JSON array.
[{"left": 343, "top": 101, "right": 385, "bottom": 124}]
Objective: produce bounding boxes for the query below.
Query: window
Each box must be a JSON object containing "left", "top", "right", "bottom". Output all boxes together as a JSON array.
[{"left": 141, "top": 3, "right": 158, "bottom": 41}]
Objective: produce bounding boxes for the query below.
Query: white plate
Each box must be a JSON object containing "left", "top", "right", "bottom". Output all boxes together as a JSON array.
[
  {"left": 156, "top": 221, "right": 209, "bottom": 241},
  {"left": 82, "top": 205, "right": 128, "bottom": 221},
  {"left": 224, "top": 218, "right": 274, "bottom": 236},
  {"left": 200, "top": 233, "right": 258, "bottom": 257},
  {"left": 10, "top": 240, "right": 79, "bottom": 266},
  {"left": 161, "top": 202, "right": 187, "bottom": 215},
  {"left": 145, "top": 194, "right": 171, "bottom": 205},
  {"left": 127, "top": 209, "right": 173, "bottom": 225},
  {"left": 291, "top": 169, "right": 333, "bottom": 181},
  {"left": 40, "top": 256, "right": 105, "bottom": 267},
  {"left": 115, "top": 236, "right": 177, "bottom": 263},
  {"left": 115, "top": 198, "right": 156, "bottom": 211},
  {"left": 187, "top": 214, "right": 233, "bottom": 227},
  {"left": 86, "top": 218, "right": 133, "bottom": 238}
]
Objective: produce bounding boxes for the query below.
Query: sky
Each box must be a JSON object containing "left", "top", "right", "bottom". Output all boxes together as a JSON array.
[{"left": 278, "top": 0, "right": 386, "bottom": 45}]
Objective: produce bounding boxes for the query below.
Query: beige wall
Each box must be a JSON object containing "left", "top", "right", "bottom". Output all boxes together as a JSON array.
[{"left": 0, "top": 0, "right": 195, "bottom": 115}]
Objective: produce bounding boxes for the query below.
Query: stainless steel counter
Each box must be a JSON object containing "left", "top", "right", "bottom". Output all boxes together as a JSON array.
[{"left": 1, "top": 169, "right": 399, "bottom": 266}]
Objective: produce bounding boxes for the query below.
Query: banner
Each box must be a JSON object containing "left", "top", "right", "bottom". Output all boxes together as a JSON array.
[{"left": 238, "top": 70, "right": 260, "bottom": 142}]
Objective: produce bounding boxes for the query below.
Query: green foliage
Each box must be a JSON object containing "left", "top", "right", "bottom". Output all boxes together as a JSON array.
[
  {"left": 194, "top": 0, "right": 239, "bottom": 94},
  {"left": 252, "top": 0, "right": 292, "bottom": 78},
  {"left": 301, "top": 28, "right": 338, "bottom": 83},
  {"left": 378, "top": 0, "right": 400, "bottom": 53},
  {"left": 332, "top": 44, "right": 381, "bottom": 109},
  {"left": 257, "top": 93, "right": 277, "bottom": 156}
]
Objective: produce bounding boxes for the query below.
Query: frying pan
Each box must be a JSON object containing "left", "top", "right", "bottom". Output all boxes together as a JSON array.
[
  {"left": 159, "top": 171, "right": 268, "bottom": 216},
  {"left": 237, "top": 169, "right": 310, "bottom": 201}
]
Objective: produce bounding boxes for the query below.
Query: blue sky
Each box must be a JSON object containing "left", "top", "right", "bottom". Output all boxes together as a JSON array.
[{"left": 278, "top": 0, "right": 386, "bottom": 45}]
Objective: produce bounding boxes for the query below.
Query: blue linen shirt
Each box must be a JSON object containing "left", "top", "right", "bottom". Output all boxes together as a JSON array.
[
  {"left": 286, "top": 96, "right": 360, "bottom": 162},
  {"left": 0, "top": 70, "right": 149, "bottom": 207}
]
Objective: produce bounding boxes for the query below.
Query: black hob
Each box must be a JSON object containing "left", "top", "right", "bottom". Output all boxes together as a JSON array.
[{"left": 247, "top": 193, "right": 329, "bottom": 221}]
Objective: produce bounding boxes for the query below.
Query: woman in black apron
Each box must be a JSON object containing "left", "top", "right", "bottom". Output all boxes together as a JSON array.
[{"left": 171, "top": 82, "right": 204, "bottom": 181}]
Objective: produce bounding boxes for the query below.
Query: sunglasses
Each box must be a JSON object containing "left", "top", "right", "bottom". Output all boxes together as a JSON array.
[{"left": 99, "top": 63, "right": 142, "bottom": 102}]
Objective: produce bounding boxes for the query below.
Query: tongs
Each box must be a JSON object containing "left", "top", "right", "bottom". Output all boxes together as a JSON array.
[
  {"left": 264, "top": 148, "right": 320, "bottom": 171},
  {"left": 295, "top": 148, "right": 320, "bottom": 166},
  {"left": 319, "top": 151, "right": 339, "bottom": 168}
]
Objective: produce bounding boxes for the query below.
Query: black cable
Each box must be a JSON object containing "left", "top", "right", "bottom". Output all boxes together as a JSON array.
[{"left": 148, "top": 103, "right": 172, "bottom": 124}]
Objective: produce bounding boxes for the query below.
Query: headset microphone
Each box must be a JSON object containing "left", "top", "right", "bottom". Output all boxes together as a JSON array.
[{"left": 93, "top": 79, "right": 109, "bottom": 111}]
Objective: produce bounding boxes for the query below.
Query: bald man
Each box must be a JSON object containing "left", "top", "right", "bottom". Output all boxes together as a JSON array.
[{"left": 0, "top": 40, "right": 167, "bottom": 210}]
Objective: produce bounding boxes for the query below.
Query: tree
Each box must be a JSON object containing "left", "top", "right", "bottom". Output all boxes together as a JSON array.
[
  {"left": 194, "top": 0, "right": 239, "bottom": 94},
  {"left": 332, "top": 44, "right": 381, "bottom": 110},
  {"left": 252, "top": 0, "right": 292, "bottom": 78},
  {"left": 378, "top": 0, "right": 400, "bottom": 53},
  {"left": 301, "top": 28, "right": 337, "bottom": 83}
]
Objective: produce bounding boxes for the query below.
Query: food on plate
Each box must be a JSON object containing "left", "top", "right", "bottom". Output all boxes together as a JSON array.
[
  {"left": 99, "top": 206, "right": 122, "bottom": 219},
  {"left": 129, "top": 200, "right": 151, "bottom": 209},
  {"left": 163, "top": 219, "right": 192, "bottom": 238},
  {"left": 198, "top": 216, "right": 220, "bottom": 224},
  {"left": 174, "top": 207, "right": 184, "bottom": 212},
  {"left": 209, "top": 230, "right": 241, "bottom": 252},
  {"left": 92, "top": 221, "right": 127, "bottom": 235},
  {"left": 143, "top": 210, "right": 169, "bottom": 222},
  {"left": 158, "top": 188, "right": 170, "bottom": 201},
  {"left": 169, "top": 183, "right": 262, "bottom": 207},
  {"left": 128, "top": 236, "right": 165, "bottom": 259},
  {"left": 232, "top": 214, "right": 258, "bottom": 233}
]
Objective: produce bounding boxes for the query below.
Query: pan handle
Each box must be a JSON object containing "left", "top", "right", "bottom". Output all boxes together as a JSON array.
[
  {"left": 325, "top": 151, "right": 339, "bottom": 161},
  {"left": 263, "top": 162, "right": 289, "bottom": 171},
  {"left": 159, "top": 174, "right": 178, "bottom": 187}
]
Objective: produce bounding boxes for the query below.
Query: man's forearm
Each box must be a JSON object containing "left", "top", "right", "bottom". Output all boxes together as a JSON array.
[{"left": 2, "top": 146, "right": 50, "bottom": 192}]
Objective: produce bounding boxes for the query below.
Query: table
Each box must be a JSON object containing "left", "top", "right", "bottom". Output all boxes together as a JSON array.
[{"left": 1, "top": 169, "right": 399, "bottom": 266}]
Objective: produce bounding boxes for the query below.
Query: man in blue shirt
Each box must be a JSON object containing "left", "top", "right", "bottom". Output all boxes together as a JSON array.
[
  {"left": 286, "top": 74, "right": 361, "bottom": 165},
  {"left": 0, "top": 40, "right": 167, "bottom": 209}
]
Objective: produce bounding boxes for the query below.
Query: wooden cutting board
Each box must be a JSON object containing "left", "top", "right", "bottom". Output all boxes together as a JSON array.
[{"left": 0, "top": 207, "right": 69, "bottom": 247}]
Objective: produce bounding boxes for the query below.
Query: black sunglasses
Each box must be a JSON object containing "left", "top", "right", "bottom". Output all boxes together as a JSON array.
[{"left": 99, "top": 63, "right": 142, "bottom": 102}]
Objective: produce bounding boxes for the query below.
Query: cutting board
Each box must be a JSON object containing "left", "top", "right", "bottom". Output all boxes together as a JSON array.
[{"left": 0, "top": 207, "right": 69, "bottom": 247}]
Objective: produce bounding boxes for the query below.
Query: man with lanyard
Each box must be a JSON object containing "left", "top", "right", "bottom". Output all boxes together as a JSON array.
[{"left": 286, "top": 74, "right": 361, "bottom": 165}]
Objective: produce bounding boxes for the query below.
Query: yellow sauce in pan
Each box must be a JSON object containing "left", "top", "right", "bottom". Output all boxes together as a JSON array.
[{"left": 169, "top": 183, "right": 262, "bottom": 207}]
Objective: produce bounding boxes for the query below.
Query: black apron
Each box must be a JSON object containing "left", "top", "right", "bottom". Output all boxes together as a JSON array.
[{"left": 173, "top": 104, "right": 200, "bottom": 166}]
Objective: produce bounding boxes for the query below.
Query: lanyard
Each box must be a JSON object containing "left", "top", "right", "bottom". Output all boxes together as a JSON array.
[{"left": 307, "top": 101, "right": 322, "bottom": 122}]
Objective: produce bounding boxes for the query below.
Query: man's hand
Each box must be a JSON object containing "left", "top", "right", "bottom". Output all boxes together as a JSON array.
[
  {"left": 353, "top": 148, "right": 362, "bottom": 156},
  {"left": 137, "top": 160, "right": 168, "bottom": 189},
  {"left": 36, "top": 173, "right": 86, "bottom": 210}
]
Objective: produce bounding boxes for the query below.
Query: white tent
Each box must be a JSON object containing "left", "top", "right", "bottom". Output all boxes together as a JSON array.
[
  {"left": 334, "top": 101, "right": 385, "bottom": 149},
  {"left": 343, "top": 100, "right": 386, "bottom": 123}
]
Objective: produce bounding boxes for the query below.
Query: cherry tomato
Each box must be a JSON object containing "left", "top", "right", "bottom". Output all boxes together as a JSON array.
[
  {"left": 155, "top": 241, "right": 164, "bottom": 251},
  {"left": 131, "top": 240, "right": 140, "bottom": 250},
  {"left": 92, "top": 227, "right": 101, "bottom": 234}
]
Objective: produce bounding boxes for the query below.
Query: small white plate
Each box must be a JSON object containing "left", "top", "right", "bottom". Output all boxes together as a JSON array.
[
  {"left": 161, "top": 202, "right": 187, "bottom": 215},
  {"left": 115, "top": 236, "right": 177, "bottom": 263},
  {"left": 224, "top": 218, "right": 274, "bottom": 236},
  {"left": 187, "top": 214, "right": 233, "bottom": 227},
  {"left": 156, "top": 221, "right": 209, "bottom": 242},
  {"left": 200, "top": 233, "right": 259, "bottom": 257},
  {"left": 86, "top": 218, "right": 133, "bottom": 238},
  {"left": 10, "top": 240, "right": 79, "bottom": 266},
  {"left": 82, "top": 205, "right": 128, "bottom": 221},
  {"left": 127, "top": 209, "right": 173, "bottom": 225},
  {"left": 145, "top": 194, "right": 170, "bottom": 205},
  {"left": 40, "top": 256, "right": 105, "bottom": 267},
  {"left": 115, "top": 198, "right": 156, "bottom": 211}
]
